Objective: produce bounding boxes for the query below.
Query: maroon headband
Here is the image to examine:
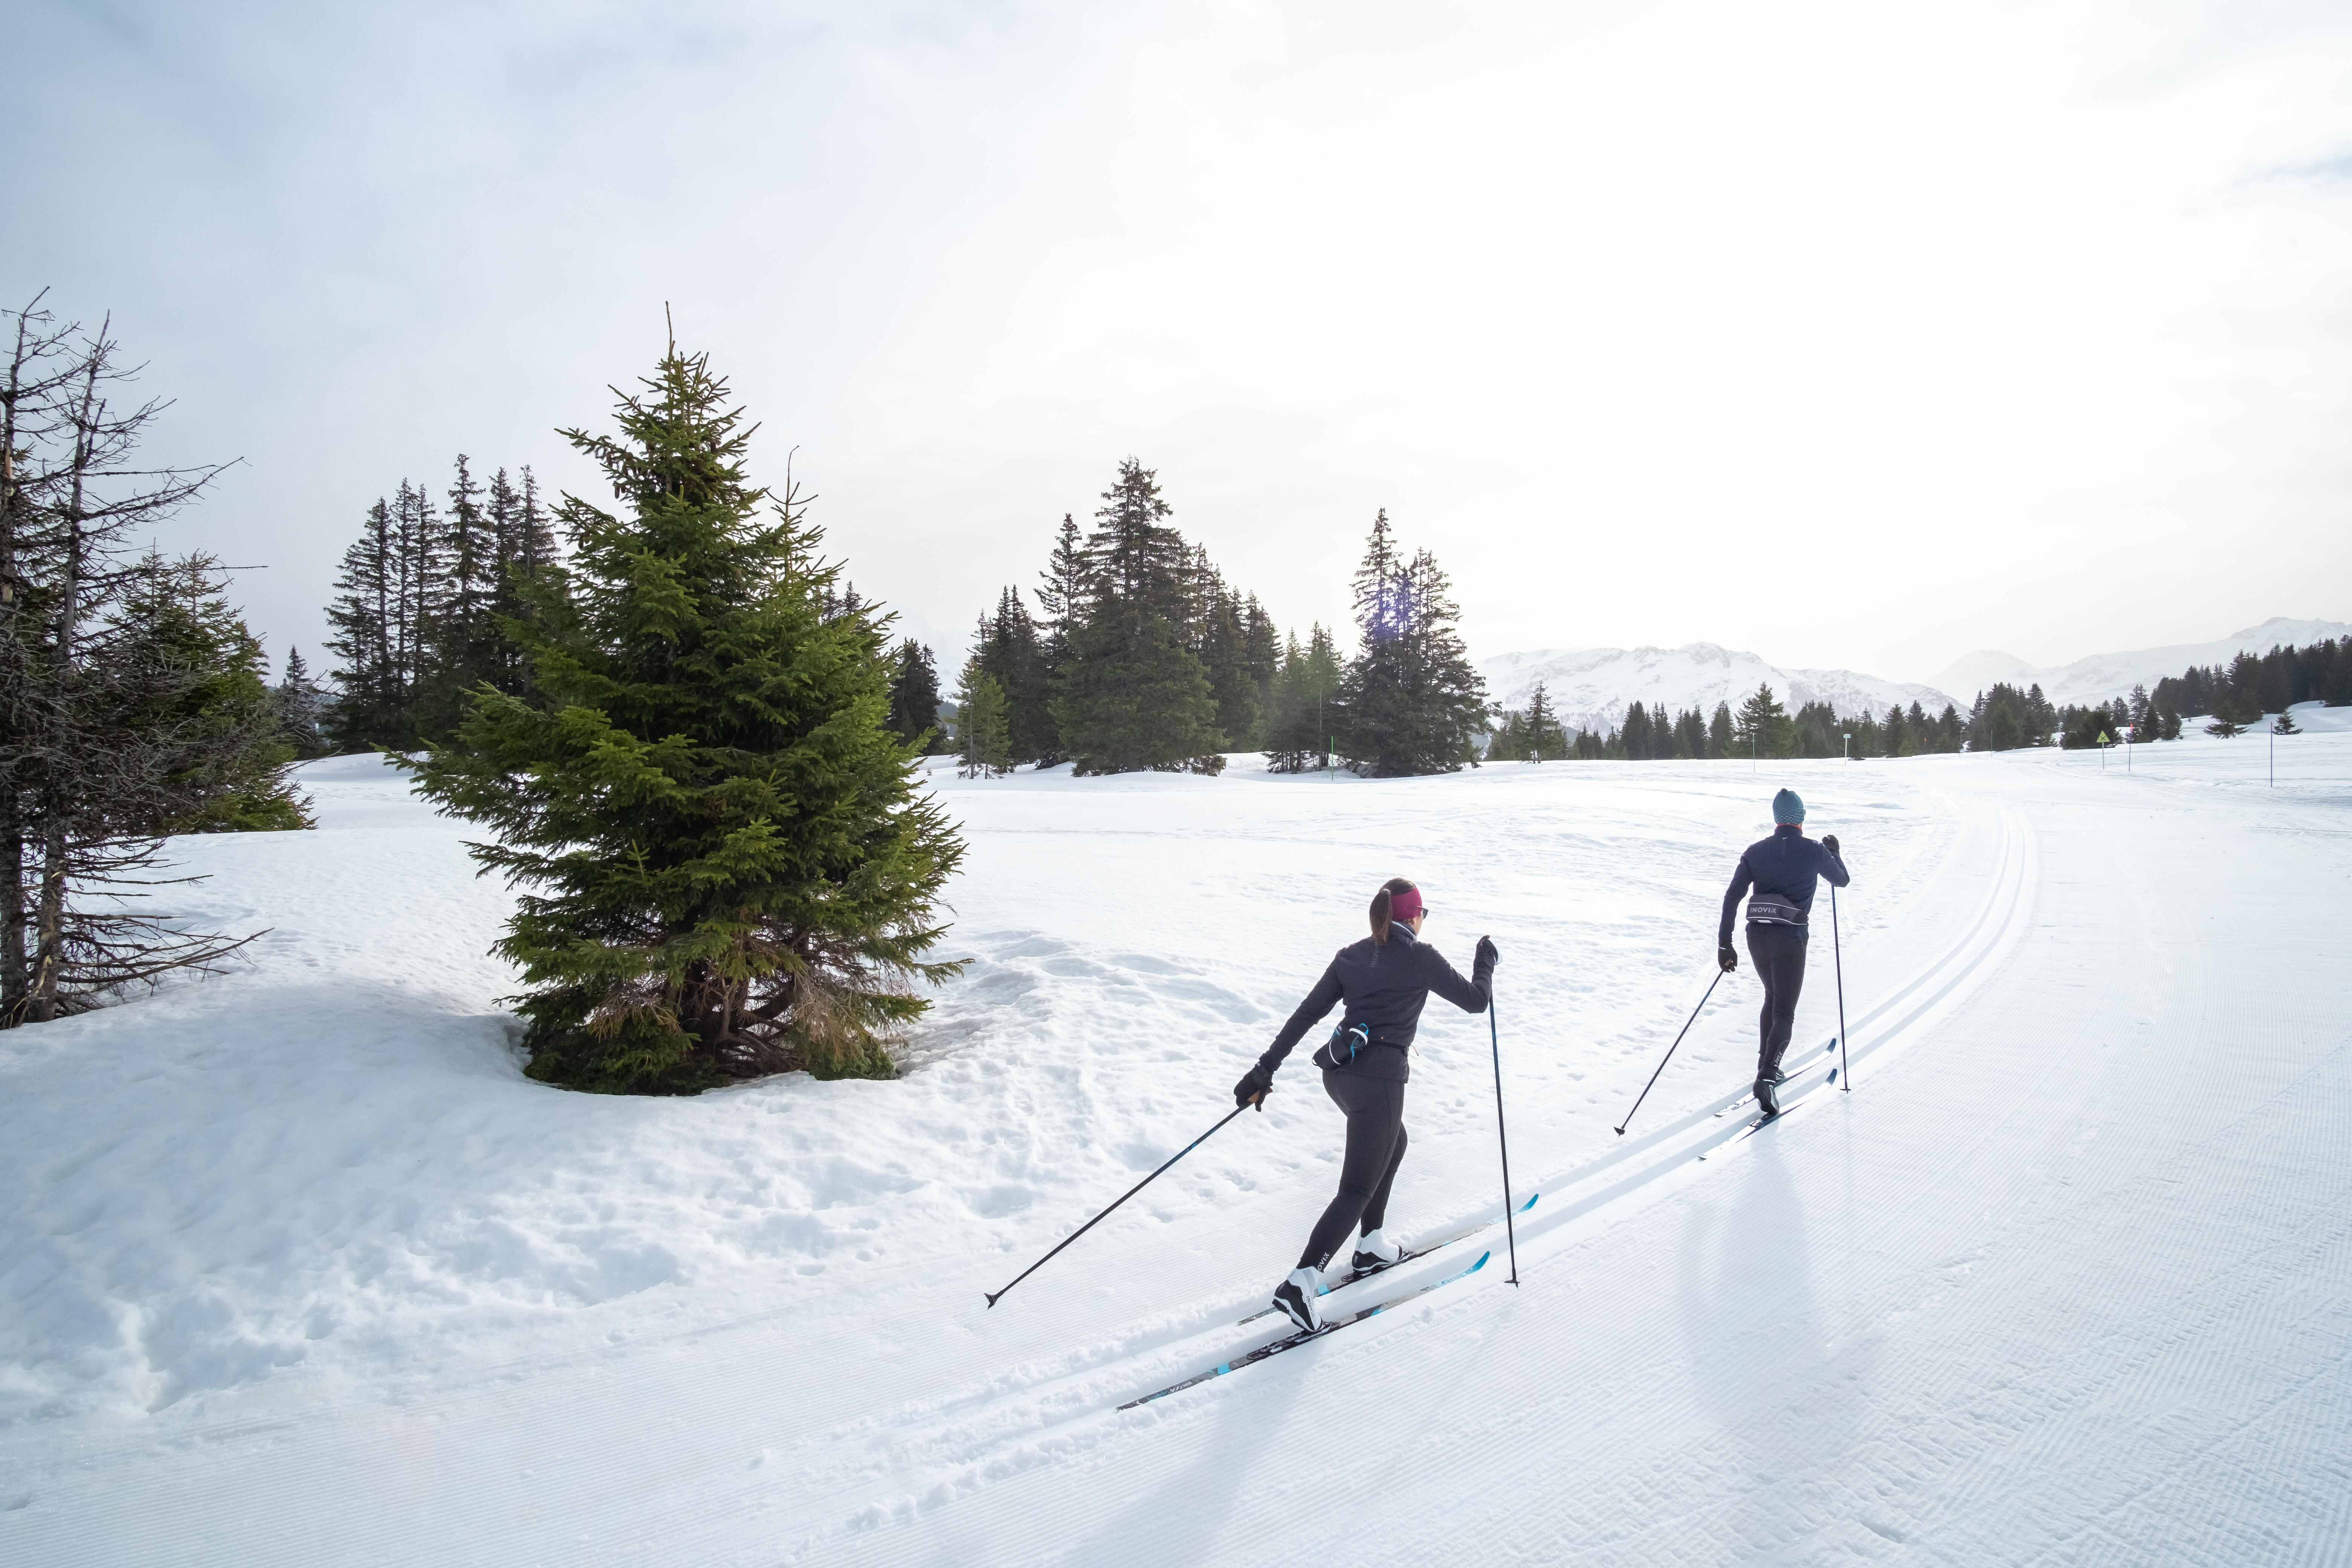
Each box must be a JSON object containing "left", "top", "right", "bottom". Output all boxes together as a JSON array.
[{"left": 1388, "top": 886, "right": 1423, "bottom": 925}]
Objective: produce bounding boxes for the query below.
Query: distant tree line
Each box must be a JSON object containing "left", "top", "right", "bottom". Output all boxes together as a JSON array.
[
  {"left": 904, "top": 466, "right": 1486, "bottom": 779},
  {"left": 2, "top": 296, "right": 306, "bottom": 1027},
  {"left": 1490, "top": 682, "right": 1965, "bottom": 761},
  {"left": 2035, "top": 636, "right": 2350, "bottom": 750},
  {"left": 320, "top": 459, "right": 560, "bottom": 751}
]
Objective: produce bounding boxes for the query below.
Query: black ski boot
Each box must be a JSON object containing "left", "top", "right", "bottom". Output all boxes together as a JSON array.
[{"left": 1754, "top": 1075, "right": 1782, "bottom": 1118}]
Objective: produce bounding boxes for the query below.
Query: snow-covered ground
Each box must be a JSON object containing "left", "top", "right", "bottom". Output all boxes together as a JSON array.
[{"left": 5, "top": 720, "right": 2350, "bottom": 1564}]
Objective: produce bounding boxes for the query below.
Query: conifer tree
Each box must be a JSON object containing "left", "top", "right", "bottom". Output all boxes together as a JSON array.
[
  {"left": 421, "top": 453, "right": 495, "bottom": 730},
  {"left": 1733, "top": 683, "right": 1795, "bottom": 759},
  {"left": 2273, "top": 707, "right": 2300, "bottom": 735},
  {"left": 1263, "top": 623, "right": 1342, "bottom": 772},
  {"left": 955, "top": 655, "right": 1013, "bottom": 778},
  {"left": 885, "top": 638, "right": 943, "bottom": 751},
  {"left": 401, "top": 338, "right": 964, "bottom": 1092},
  {"left": 0, "top": 299, "right": 277, "bottom": 1023},
  {"left": 1622, "top": 700, "right": 1655, "bottom": 760},
  {"left": 273, "top": 647, "right": 333, "bottom": 758},
  {"left": 1677, "top": 706, "right": 1708, "bottom": 759},
  {"left": 979, "top": 586, "right": 1054, "bottom": 763},
  {"left": 1200, "top": 578, "right": 1263, "bottom": 750},
  {"left": 1035, "top": 513, "right": 1085, "bottom": 666},
  {"left": 1709, "top": 701, "right": 1734, "bottom": 757},
  {"left": 113, "top": 556, "right": 314, "bottom": 833},
  {"left": 1335, "top": 515, "right": 1488, "bottom": 776},
  {"left": 2203, "top": 691, "right": 2247, "bottom": 738},
  {"left": 1524, "top": 682, "right": 1565, "bottom": 761},
  {"left": 323, "top": 498, "right": 400, "bottom": 747},
  {"left": 1882, "top": 701, "right": 1912, "bottom": 757},
  {"left": 1050, "top": 459, "right": 1224, "bottom": 775},
  {"left": 482, "top": 464, "right": 559, "bottom": 696}
]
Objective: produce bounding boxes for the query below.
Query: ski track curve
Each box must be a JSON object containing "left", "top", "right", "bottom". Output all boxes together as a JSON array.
[
  {"left": 784, "top": 764, "right": 2352, "bottom": 1565},
  {"left": 7, "top": 750, "right": 2350, "bottom": 1566}
]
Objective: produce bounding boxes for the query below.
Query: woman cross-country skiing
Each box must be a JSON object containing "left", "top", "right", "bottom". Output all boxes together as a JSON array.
[
  {"left": 1718, "top": 788, "right": 1850, "bottom": 1117},
  {"left": 1233, "top": 877, "right": 1498, "bottom": 1332}
]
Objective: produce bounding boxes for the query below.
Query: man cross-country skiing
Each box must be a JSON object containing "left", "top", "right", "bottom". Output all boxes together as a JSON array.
[
  {"left": 1718, "top": 789, "right": 1850, "bottom": 1118},
  {"left": 1233, "top": 877, "right": 1498, "bottom": 1333}
]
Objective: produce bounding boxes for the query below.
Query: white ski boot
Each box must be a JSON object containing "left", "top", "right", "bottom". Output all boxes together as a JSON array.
[
  {"left": 1350, "top": 1228, "right": 1403, "bottom": 1274},
  {"left": 1271, "top": 1266, "right": 1324, "bottom": 1332}
]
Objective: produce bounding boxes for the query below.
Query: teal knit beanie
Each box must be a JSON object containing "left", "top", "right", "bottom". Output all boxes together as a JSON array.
[{"left": 1772, "top": 788, "right": 1805, "bottom": 824}]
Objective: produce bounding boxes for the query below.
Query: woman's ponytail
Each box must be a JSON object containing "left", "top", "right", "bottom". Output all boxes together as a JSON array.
[{"left": 1369, "top": 876, "right": 1418, "bottom": 945}]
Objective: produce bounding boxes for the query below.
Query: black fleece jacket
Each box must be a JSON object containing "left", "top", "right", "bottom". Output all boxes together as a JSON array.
[
  {"left": 1254, "top": 923, "right": 1494, "bottom": 1085},
  {"left": 1719, "top": 824, "right": 1851, "bottom": 943}
]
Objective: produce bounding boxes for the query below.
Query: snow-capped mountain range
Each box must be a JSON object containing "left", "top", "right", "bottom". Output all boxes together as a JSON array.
[
  {"left": 1482, "top": 616, "right": 2349, "bottom": 737},
  {"left": 1924, "top": 616, "right": 2352, "bottom": 712},
  {"left": 1478, "top": 643, "right": 1961, "bottom": 737}
]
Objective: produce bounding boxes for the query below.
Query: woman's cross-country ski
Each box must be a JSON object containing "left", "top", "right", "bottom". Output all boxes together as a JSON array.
[
  {"left": 1233, "top": 877, "right": 1498, "bottom": 1334},
  {"left": 1717, "top": 788, "right": 1851, "bottom": 1118}
]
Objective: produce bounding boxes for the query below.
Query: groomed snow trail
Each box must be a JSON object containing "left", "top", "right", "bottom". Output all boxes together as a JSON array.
[{"left": 3, "top": 732, "right": 2347, "bottom": 1565}]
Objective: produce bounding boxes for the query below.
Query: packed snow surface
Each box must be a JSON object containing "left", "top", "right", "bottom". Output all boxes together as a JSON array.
[
  {"left": 1480, "top": 641, "right": 1960, "bottom": 732},
  {"left": 5, "top": 727, "right": 2350, "bottom": 1564}
]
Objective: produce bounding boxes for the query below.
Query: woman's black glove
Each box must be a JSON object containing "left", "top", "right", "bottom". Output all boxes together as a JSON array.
[
  {"left": 1475, "top": 935, "right": 1499, "bottom": 969},
  {"left": 1822, "top": 833, "right": 1841, "bottom": 857},
  {"left": 1718, "top": 942, "right": 1739, "bottom": 974},
  {"left": 1234, "top": 1063, "right": 1274, "bottom": 1110}
]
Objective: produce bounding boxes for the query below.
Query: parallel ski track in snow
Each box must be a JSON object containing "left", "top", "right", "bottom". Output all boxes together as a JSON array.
[
  {"left": 0, "top": 800, "right": 2040, "bottom": 1568},
  {"left": 815, "top": 808, "right": 2039, "bottom": 1455}
]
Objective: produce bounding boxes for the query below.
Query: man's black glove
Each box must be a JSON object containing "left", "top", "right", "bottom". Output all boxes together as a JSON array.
[
  {"left": 1475, "top": 935, "right": 1499, "bottom": 969},
  {"left": 1822, "top": 833, "right": 1841, "bottom": 857},
  {"left": 1234, "top": 1063, "right": 1274, "bottom": 1110},
  {"left": 1718, "top": 942, "right": 1739, "bottom": 974}
]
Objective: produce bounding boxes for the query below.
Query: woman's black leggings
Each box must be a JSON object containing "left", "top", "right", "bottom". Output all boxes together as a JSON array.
[
  {"left": 1298, "top": 1069, "right": 1409, "bottom": 1270},
  {"left": 1746, "top": 920, "right": 1810, "bottom": 1081}
]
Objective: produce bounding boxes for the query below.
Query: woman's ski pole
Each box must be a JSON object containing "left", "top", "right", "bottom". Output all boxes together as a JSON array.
[
  {"left": 1832, "top": 884, "right": 1849, "bottom": 1091},
  {"left": 1615, "top": 969, "right": 1726, "bottom": 1136},
  {"left": 1488, "top": 991, "right": 1521, "bottom": 1286},
  {"left": 985, "top": 1101, "right": 1252, "bottom": 1309}
]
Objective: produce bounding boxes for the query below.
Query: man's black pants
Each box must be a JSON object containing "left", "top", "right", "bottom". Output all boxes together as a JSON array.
[{"left": 1746, "top": 920, "right": 1809, "bottom": 1084}]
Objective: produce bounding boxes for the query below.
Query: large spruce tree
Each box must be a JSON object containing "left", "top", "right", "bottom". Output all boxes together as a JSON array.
[
  {"left": 401, "top": 339, "right": 964, "bottom": 1092},
  {"left": 1336, "top": 513, "right": 1488, "bottom": 776},
  {"left": 1050, "top": 459, "right": 1224, "bottom": 775}
]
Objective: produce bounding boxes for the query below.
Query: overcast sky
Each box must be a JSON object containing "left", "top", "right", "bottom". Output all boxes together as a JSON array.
[{"left": 12, "top": 0, "right": 2351, "bottom": 685}]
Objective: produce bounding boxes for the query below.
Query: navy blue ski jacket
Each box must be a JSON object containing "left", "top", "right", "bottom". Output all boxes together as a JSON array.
[
  {"left": 1254, "top": 923, "right": 1493, "bottom": 1085},
  {"left": 1719, "top": 824, "right": 1851, "bottom": 943}
]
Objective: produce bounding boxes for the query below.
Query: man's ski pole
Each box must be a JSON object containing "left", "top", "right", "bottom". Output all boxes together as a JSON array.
[
  {"left": 985, "top": 1101, "right": 1251, "bottom": 1309},
  {"left": 1615, "top": 969, "right": 1725, "bottom": 1136},
  {"left": 1488, "top": 990, "right": 1521, "bottom": 1286},
  {"left": 1832, "top": 884, "right": 1849, "bottom": 1091}
]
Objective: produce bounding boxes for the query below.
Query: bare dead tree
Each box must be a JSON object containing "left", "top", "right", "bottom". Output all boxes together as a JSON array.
[{"left": 1, "top": 298, "right": 267, "bottom": 1025}]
